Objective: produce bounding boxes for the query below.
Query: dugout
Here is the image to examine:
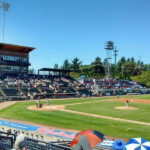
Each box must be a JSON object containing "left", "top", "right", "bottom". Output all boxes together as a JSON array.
[{"left": 38, "top": 68, "right": 73, "bottom": 76}]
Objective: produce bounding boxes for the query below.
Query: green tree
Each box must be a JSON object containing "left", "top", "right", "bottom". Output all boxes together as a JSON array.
[
  {"left": 29, "top": 68, "right": 35, "bottom": 74},
  {"left": 127, "top": 58, "right": 131, "bottom": 62},
  {"left": 61, "top": 59, "right": 71, "bottom": 70},
  {"left": 123, "top": 61, "right": 138, "bottom": 79},
  {"left": 54, "top": 64, "right": 59, "bottom": 69},
  {"left": 80, "top": 65, "right": 92, "bottom": 77},
  {"left": 117, "top": 57, "right": 126, "bottom": 77},
  {"left": 131, "top": 57, "right": 135, "bottom": 63},
  {"left": 110, "top": 64, "right": 115, "bottom": 78},
  {"left": 132, "top": 70, "right": 150, "bottom": 87},
  {"left": 71, "top": 57, "right": 82, "bottom": 73},
  {"left": 91, "top": 57, "right": 104, "bottom": 76}
]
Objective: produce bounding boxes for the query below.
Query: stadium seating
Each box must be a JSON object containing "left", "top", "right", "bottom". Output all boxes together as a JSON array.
[
  {"left": 2, "top": 89, "right": 20, "bottom": 96},
  {"left": 0, "top": 74, "right": 92, "bottom": 100},
  {"left": 0, "top": 131, "right": 72, "bottom": 150},
  {"left": 0, "top": 73, "right": 148, "bottom": 100},
  {"left": 0, "top": 130, "right": 113, "bottom": 150},
  {"left": 28, "top": 88, "right": 40, "bottom": 95}
]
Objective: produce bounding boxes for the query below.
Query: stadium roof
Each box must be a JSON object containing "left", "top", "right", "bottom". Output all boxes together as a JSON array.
[
  {"left": 38, "top": 68, "right": 73, "bottom": 72},
  {"left": 0, "top": 43, "right": 35, "bottom": 53}
]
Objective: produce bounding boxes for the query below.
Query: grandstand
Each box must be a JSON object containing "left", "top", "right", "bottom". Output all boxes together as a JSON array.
[
  {"left": 0, "top": 71, "right": 149, "bottom": 101},
  {"left": 0, "top": 68, "right": 92, "bottom": 101},
  {"left": 84, "top": 78, "right": 150, "bottom": 96},
  {"left": 0, "top": 44, "right": 92, "bottom": 101},
  {"left": 0, "top": 43, "right": 148, "bottom": 101}
]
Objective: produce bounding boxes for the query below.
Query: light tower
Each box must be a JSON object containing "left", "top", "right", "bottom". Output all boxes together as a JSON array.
[
  {"left": 104, "top": 41, "right": 114, "bottom": 78},
  {"left": 0, "top": 1, "right": 10, "bottom": 43},
  {"left": 114, "top": 47, "right": 118, "bottom": 77}
]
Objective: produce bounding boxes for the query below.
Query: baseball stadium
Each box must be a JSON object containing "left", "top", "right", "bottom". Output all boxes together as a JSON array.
[
  {"left": 0, "top": 0, "right": 150, "bottom": 150},
  {"left": 0, "top": 42, "right": 150, "bottom": 150}
]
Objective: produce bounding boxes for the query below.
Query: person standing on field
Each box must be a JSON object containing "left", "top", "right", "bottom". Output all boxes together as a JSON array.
[
  {"left": 117, "top": 94, "right": 119, "bottom": 99},
  {"left": 131, "top": 96, "right": 134, "bottom": 102},
  {"left": 46, "top": 100, "right": 49, "bottom": 106},
  {"left": 125, "top": 100, "right": 129, "bottom": 107}
]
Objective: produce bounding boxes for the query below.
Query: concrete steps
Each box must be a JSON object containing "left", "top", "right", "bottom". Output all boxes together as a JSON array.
[{"left": 0, "top": 89, "right": 6, "bottom": 97}]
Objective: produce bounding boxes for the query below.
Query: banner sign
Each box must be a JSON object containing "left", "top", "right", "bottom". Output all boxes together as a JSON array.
[{"left": 0, "top": 120, "right": 75, "bottom": 139}]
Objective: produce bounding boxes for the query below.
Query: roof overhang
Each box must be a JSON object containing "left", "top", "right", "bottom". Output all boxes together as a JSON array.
[
  {"left": 38, "top": 68, "right": 73, "bottom": 73},
  {"left": 0, "top": 43, "right": 35, "bottom": 53}
]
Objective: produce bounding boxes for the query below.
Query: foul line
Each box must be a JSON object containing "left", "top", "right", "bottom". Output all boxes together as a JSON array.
[
  {"left": 61, "top": 100, "right": 150, "bottom": 126},
  {"left": 61, "top": 109, "right": 150, "bottom": 126}
]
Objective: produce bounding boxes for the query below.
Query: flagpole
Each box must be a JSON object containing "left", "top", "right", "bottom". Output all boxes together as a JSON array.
[
  {"left": 0, "top": 1, "right": 10, "bottom": 43},
  {"left": 2, "top": 9, "right": 5, "bottom": 43}
]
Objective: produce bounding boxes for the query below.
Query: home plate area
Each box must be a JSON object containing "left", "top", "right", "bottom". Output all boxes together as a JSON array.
[{"left": 28, "top": 105, "right": 65, "bottom": 111}]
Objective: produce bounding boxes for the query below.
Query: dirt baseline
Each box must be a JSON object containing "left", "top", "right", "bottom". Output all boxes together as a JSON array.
[
  {"left": 28, "top": 98, "right": 150, "bottom": 112},
  {"left": 113, "top": 98, "right": 150, "bottom": 104},
  {"left": 28, "top": 105, "right": 65, "bottom": 111},
  {"left": 115, "top": 106, "right": 138, "bottom": 110}
]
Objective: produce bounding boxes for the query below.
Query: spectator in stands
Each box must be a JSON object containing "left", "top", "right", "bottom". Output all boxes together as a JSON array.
[
  {"left": 13, "top": 134, "right": 27, "bottom": 150},
  {"left": 7, "top": 129, "right": 11, "bottom": 137},
  {"left": 13, "top": 130, "right": 18, "bottom": 142}
]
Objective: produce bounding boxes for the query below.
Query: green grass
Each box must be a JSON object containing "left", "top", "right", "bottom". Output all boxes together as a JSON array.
[
  {"left": 121, "top": 94, "right": 150, "bottom": 100},
  {"left": 67, "top": 101, "right": 150, "bottom": 122},
  {"left": 49, "top": 97, "right": 114, "bottom": 105},
  {"left": 0, "top": 96, "right": 150, "bottom": 140}
]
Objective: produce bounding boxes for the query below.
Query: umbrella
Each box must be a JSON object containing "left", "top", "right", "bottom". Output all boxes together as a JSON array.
[
  {"left": 113, "top": 139, "right": 126, "bottom": 150},
  {"left": 124, "top": 138, "right": 150, "bottom": 150},
  {"left": 70, "top": 129, "right": 104, "bottom": 150},
  {"left": 71, "top": 144, "right": 83, "bottom": 150},
  {"left": 80, "top": 76, "right": 86, "bottom": 78},
  {"left": 135, "top": 84, "right": 142, "bottom": 87},
  {"left": 124, "top": 88, "right": 131, "bottom": 90},
  {"left": 115, "top": 84, "right": 120, "bottom": 87}
]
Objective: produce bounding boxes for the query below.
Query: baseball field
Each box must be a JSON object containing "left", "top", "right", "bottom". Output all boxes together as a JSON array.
[{"left": 0, "top": 95, "right": 150, "bottom": 141}]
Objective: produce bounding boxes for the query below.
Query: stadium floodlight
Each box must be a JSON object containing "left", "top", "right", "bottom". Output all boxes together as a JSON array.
[
  {"left": 0, "top": 1, "right": 10, "bottom": 43},
  {"left": 104, "top": 41, "right": 114, "bottom": 78}
]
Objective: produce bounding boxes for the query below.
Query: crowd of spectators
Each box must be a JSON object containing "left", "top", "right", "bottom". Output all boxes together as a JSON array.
[
  {"left": 0, "top": 74, "right": 91, "bottom": 100},
  {"left": 84, "top": 78, "right": 143, "bottom": 90},
  {"left": 0, "top": 74, "right": 146, "bottom": 101}
]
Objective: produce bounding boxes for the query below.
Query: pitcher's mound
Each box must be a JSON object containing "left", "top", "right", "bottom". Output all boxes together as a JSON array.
[
  {"left": 28, "top": 105, "right": 65, "bottom": 111},
  {"left": 115, "top": 106, "right": 138, "bottom": 110}
]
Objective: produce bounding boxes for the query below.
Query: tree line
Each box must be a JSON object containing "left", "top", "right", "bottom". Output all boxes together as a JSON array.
[{"left": 53, "top": 56, "right": 150, "bottom": 80}]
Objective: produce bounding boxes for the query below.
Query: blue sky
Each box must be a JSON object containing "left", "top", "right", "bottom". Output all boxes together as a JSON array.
[{"left": 0, "top": 0, "right": 150, "bottom": 71}]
